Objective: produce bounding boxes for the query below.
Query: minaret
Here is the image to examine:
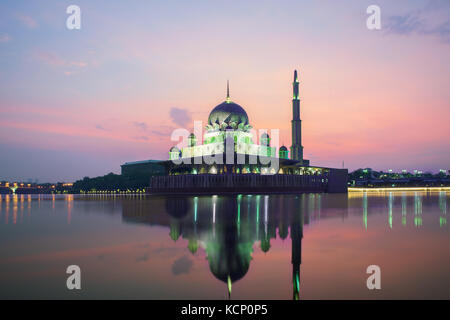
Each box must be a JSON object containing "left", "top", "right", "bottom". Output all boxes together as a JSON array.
[{"left": 290, "top": 70, "right": 303, "bottom": 162}]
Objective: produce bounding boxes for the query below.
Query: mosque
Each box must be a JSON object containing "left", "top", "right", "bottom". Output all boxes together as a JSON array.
[
  {"left": 121, "top": 70, "right": 347, "bottom": 193},
  {"left": 167, "top": 70, "right": 308, "bottom": 172}
]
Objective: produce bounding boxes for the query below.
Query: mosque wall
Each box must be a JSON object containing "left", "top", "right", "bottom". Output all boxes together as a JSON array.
[{"left": 150, "top": 169, "right": 347, "bottom": 194}]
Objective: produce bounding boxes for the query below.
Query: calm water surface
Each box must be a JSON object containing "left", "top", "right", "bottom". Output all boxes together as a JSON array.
[{"left": 0, "top": 191, "right": 448, "bottom": 299}]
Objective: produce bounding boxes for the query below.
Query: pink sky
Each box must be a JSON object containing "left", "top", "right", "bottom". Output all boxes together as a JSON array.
[{"left": 0, "top": 1, "right": 449, "bottom": 182}]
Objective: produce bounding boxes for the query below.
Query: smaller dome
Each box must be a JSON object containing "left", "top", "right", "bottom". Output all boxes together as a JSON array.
[
  {"left": 279, "top": 146, "right": 289, "bottom": 160},
  {"left": 170, "top": 146, "right": 180, "bottom": 152},
  {"left": 260, "top": 132, "right": 270, "bottom": 146},
  {"left": 188, "top": 133, "right": 197, "bottom": 147}
]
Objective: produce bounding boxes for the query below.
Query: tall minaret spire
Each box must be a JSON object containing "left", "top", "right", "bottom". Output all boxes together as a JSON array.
[{"left": 290, "top": 69, "right": 304, "bottom": 162}]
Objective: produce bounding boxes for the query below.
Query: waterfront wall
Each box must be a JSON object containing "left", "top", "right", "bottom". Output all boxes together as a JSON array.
[
  {"left": 150, "top": 169, "right": 348, "bottom": 194},
  {"left": 327, "top": 169, "right": 348, "bottom": 193}
]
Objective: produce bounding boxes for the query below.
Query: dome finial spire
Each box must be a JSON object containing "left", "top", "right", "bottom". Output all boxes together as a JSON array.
[{"left": 226, "top": 80, "right": 231, "bottom": 103}]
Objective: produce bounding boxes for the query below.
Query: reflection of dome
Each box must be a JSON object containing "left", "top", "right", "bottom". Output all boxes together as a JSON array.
[
  {"left": 208, "top": 101, "right": 249, "bottom": 127},
  {"left": 261, "top": 238, "right": 271, "bottom": 253},
  {"left": 208, "top": 242, "right": 252, "bottom": 283}
]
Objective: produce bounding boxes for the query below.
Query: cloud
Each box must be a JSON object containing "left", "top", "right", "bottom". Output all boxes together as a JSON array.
[
  {"left": 35, "top": 51, "right": 65, "bottom": 66},
  {"left": 151, "top": 130, "right": 169, "bottom": 136},
  {"left": 426, "top": 20, "right": 450, "bottom": 42},
  {"left": 385, "top": 14, "right": 424, "bottom": 35},
  {"left": 385, "top": 15, "right": 450, "bottom": 43},
  {"left": 422, "top": 0, "right": 450, "bottom": 12},
  {"left": 384, "top": 4, "right": 450, "bottom": 43},
  {"left": 0, "top": 34, "right": 11, "bottom": 43},
  {"left": 95, "top": 124, "right": 107, "bottom": 131},
  {"left": 133, "top": 121, "right": 148, "bottom": 131},
  {"left": 17, "top": 14, "right": 38, "bottom": 29},
  {"left": 136, "top": 253, "right": 149, "bottom": 262},
  {"left": 171, "top": 255, "right": 193, "bottom": 275},
  {"left": 170, "top": 107, "right": 191, "bottom": 128},
  {"left": 34, "top": 51, "right": 89, "bottom": 70},
  {"left": 69, "top": 61, "right": 88, "bottom": 68},
  {"left": 150, "top": 125, "right": 177, "bottom": 138},
  {"left": 132, "top": 136, "right": 149, "bottom": 141},
  {"left": 153, "top": 246, "right": 184, "bottom": 257}
]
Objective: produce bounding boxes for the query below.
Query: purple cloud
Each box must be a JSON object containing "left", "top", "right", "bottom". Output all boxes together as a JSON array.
[{"left": 170, "top": 107, "right": 191, "bottom": 128}]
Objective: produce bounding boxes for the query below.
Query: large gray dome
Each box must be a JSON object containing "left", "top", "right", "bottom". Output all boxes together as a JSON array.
[{"left": 208, "top": 101, "right": 249, "bottom": 126}]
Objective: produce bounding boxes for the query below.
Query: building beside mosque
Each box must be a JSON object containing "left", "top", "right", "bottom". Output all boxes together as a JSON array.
[{"left": 121, "top": 70, "right": 347, "bottom": 193}]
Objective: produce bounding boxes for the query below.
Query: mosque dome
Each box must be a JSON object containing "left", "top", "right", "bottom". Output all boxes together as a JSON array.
[
  {"left": 279, "top": 146, "right": 288, "bottom": 151},
  {"left": 208, "top": 101, "right": 249, "bottom": 127},
  {"left": 208, "top": 81, "right": 249, "bottom": 127}
]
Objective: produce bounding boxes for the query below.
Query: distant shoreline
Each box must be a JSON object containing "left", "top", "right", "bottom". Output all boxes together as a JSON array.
[{"left": 348, "top": 186, "right": 450, "bottom": 192}]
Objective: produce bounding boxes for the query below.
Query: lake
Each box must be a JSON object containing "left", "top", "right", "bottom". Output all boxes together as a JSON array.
[{"left": 0, "top": 191, "right": 448, "bottom": 299}]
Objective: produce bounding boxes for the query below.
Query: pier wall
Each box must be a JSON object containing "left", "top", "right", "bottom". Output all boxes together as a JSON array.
[{"left": 150, "top": 169, "right": 348, "bottom": 194}]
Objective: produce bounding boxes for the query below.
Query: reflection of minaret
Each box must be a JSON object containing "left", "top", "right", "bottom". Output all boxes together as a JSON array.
[
  {"left": 291, "top": 200, "right": 303, "bottom": 300},
  {"left": 290, "top": 70, "right": 303, "bottom": 162}
]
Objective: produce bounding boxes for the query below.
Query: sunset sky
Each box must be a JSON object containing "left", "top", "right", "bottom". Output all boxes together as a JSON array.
[{"left": 1, "top": 0, "right": 449, "bottom": 182}]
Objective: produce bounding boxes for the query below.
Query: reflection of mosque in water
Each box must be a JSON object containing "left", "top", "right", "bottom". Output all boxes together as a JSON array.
[{"left": 121, "top": 194, "right": 348, "bottom": 299}]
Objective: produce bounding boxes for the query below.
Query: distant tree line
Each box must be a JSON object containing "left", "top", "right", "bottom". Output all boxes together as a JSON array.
[{"left": 72, "top": 172, "right": 150, "bottom": 192}]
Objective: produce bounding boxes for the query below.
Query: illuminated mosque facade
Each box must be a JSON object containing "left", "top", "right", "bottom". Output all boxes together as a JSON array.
[
  {"left": 122, "top": 70, "right": 348, "bottom": 193},
  {"left": 170, "top": 81, "right": 278, "bottom": 166},
  {"left": 167, "top": 70, "right": 309, "bottom": 173}
]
